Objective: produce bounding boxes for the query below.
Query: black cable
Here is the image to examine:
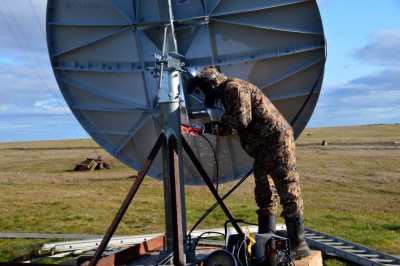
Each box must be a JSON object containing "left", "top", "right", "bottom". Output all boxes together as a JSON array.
[
  {"left": 190, "top": 231, "right": 225, "bottom": 252},
  {"left": 187, "top": 167, "right": 253, "bottom": 237},
  {"left": 290, "top": 40, "right": 327, "bottom": 127},
  {"left": 285, "top": 252, "right": 296, "bottom": 266},
  {"left": 236, "top": 235, "right": 250, "bottom": 266},
  {"left": 290, "top": 66, "right": 325, "bottom": 127},
  {"left": 238, "top": 220, "right": 257, "bottom": 227}
]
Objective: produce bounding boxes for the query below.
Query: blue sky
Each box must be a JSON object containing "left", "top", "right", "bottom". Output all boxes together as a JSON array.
[
  {"left": 0, "top": 0, "right": 399, "bottom": 142},
  {"left": 310, "top": 0, "right": 400, "bottom": 128}
]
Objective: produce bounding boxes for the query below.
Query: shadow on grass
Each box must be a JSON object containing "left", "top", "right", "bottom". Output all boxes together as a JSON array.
[{"left": 383, "top": 224, "right": 400, "bottom": 232}]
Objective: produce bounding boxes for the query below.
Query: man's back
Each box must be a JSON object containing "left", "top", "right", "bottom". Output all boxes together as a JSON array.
[{"left": 219, "top": 78, "right": 293, "bottom": 141}]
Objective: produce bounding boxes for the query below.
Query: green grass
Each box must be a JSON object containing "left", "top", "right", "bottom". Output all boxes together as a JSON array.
[
  {"left": 0, "top": 124, "right": 399, "bottom": 265},
  {"left": 0, "top": 239, "right": 48, "bottom": 262}
]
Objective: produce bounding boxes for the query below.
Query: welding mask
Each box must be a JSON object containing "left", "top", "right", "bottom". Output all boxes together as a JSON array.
[{"left": 187, "top": 76, "right": 220, "bottom": 108}]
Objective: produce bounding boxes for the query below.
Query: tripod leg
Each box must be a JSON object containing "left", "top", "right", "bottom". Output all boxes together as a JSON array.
[
  {"left": 182, "top": 137, "right": 244, "bottom": 236},
  {"left": 90, "top": 134, "right": 165, "bottom": 266},
  {"left": 167, "top": 135, "right": 185, "bottom": 266}
]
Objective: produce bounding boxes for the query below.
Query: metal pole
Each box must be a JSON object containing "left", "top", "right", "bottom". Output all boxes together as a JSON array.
[
  {"left": 156, "top": 0, "right": 187, "bottom": 263},
  {"left": 158, "top": 73, "right": 187, "bottom": 264}
]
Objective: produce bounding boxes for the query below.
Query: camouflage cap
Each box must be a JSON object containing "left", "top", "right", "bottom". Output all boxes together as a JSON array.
[{"left": 197, "top": 65, "right": 227, "bottom": 88}]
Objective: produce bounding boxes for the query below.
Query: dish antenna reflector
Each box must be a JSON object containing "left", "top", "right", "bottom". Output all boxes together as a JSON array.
[{"left": 47, "top": 0, "right": 326, "bottom": 185}]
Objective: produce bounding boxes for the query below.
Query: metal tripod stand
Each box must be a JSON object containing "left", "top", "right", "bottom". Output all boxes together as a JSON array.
[{"left": 89, "top": 133, "right": 244, "bottom": 266}]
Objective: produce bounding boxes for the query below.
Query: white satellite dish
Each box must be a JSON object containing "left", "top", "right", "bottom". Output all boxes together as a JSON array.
[{"left": 46, "top": 0, "right": 326, "bottom": 186}]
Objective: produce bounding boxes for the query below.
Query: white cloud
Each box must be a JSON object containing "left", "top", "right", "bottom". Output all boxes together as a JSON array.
[
  {"left": 351, "top": 29, "right": 400, "bottom": 68},
  {"left": 0, "top": 114, "right": 88, "bottom": 142},
  {"left": 310, "top": 28, "right": 400, "bottom": 127},
  {"left": 311, "top": 69, "right": 400, "bottom": 127},
  {"left": 0, "top": 122, "right": 34, "bottom": 130},
  {"left": 348, "top": 69, "right": 400, "bottom": 90}
]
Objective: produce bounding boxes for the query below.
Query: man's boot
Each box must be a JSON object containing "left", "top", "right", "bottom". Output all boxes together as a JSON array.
[
  {"left": 258, "top": 214, "right": 276, "bottom": 234},
  {"left": 284, "top": 216, "right": 311, "bottom": 259}
]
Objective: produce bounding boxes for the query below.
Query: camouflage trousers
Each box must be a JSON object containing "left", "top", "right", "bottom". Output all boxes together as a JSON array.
[{"left": 253, "top": 131, "right": 304, "bottom": 218}]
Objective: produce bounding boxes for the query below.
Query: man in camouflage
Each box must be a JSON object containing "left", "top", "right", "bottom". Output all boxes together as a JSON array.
[{"left": 187, "top": 65, "right": 311, "bottom": 259}]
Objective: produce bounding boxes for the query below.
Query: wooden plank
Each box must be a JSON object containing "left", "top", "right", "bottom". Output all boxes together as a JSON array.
[
  {"left": 294, "top": 251, "right": 323, "bottom": 266},
  {"left": 77, "top": 234, "right": 165, "bottom": 266}
]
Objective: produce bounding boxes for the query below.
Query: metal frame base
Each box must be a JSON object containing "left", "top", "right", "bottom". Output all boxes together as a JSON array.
[{"left": 83, "top": 133, "right": 243, "bottom": 266}]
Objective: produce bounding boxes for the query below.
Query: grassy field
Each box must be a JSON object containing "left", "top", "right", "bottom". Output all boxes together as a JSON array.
[{"left": 0, "top": 124, "right": 399, "bottom": 264}]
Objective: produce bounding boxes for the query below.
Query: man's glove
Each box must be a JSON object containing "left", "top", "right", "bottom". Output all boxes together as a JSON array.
[
  {"left": 181, "top": 124, "right": 205, "bottom": 136},
  {"left": 207, "top": 108, "right": 225, "bottom": 122}
]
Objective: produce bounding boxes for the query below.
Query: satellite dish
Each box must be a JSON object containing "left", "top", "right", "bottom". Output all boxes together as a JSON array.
[{"left": 46, "top": 0, "right": 326, "bottom": 185}]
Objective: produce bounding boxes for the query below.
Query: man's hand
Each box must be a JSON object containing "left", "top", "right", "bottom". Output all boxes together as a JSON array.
[
  {"left": 207, "top": 108, "right": 224, "bottom": 122},
  {"left": 181, "top": 124, "right": 205, "bottom": 136}
]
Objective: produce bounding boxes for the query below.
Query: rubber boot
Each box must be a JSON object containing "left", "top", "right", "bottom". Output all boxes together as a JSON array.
[
  {"left": 258, "top": 214, "right": 276, "bottom": 234},
  {"left": 284, "top": 216, "right": 311, "bottom": 259}
]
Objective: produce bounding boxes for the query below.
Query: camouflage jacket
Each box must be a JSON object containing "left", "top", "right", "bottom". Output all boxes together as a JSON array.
[{"left": 204, "top": 78, "right": 293, "bottom": 157}]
